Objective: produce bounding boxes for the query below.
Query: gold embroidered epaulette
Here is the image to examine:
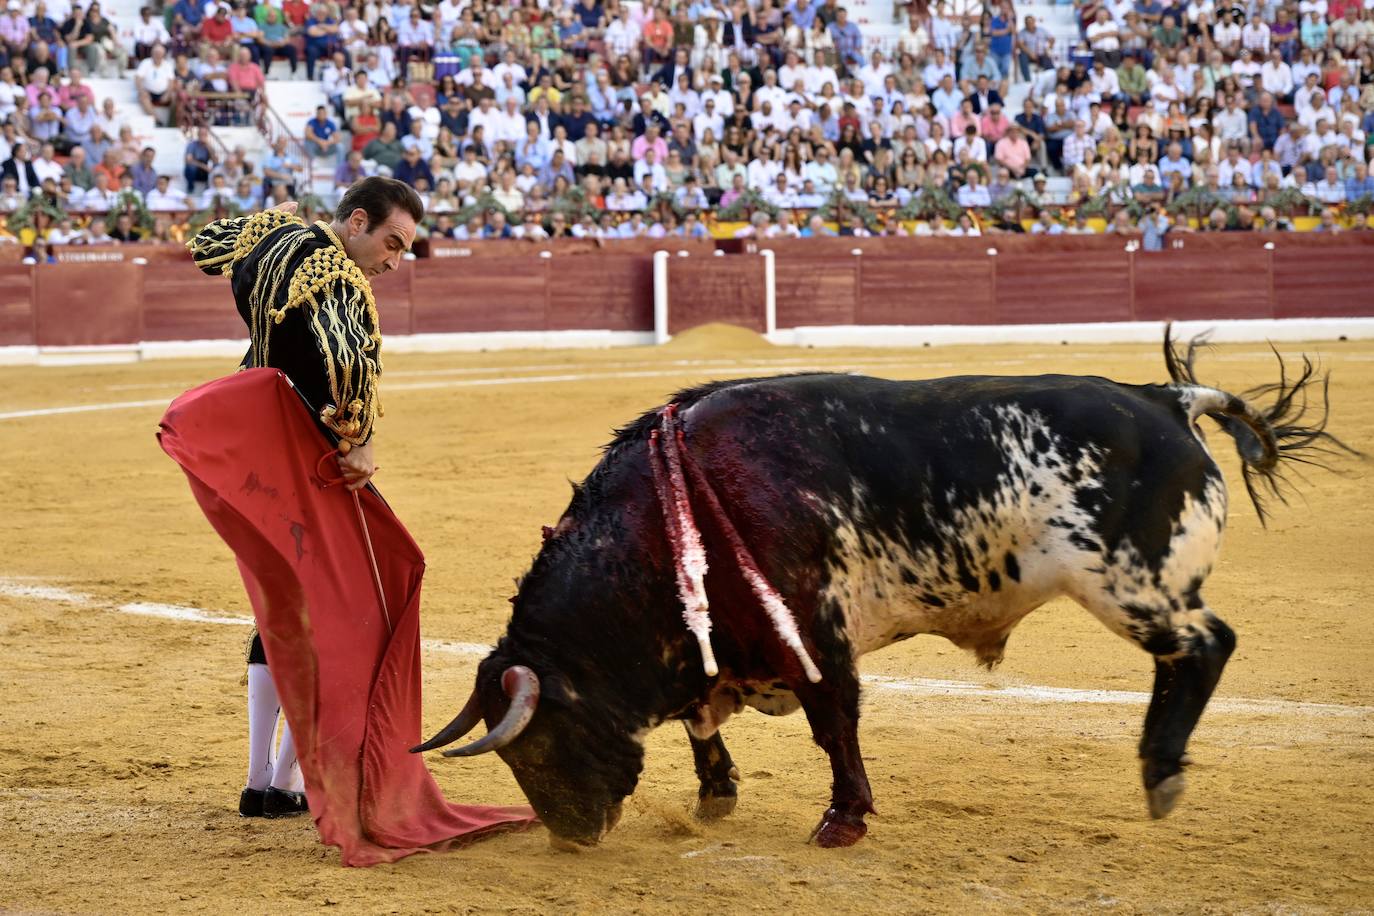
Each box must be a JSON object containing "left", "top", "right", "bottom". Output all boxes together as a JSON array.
[
  {"left": 277, "top": 245, "right": 379, "bottom": 342},
  {"left": 187, "top": 209, "right": 306, "bottom": 275}
]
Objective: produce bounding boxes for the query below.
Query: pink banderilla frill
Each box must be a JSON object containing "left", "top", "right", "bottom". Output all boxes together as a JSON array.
[{"left": 648, "top": 404, "right": 822, "bottom": 683}]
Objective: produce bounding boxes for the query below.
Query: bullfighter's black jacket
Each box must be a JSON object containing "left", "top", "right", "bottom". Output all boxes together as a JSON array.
[{"left": 188, "top": 209, "right": 382, "bottom": 448}]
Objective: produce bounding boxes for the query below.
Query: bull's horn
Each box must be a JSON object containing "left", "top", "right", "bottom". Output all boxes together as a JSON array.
[
  {"left": 441, "top": 666, "right": 540, "bottom": 758},
  {"left": 410, "top": 690, "right": 483, "bottom": 753}
]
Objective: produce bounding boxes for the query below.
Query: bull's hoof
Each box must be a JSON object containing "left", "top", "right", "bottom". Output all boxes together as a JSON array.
[
  {"left": 808, "top": 807, "right": 867, "bottom": 848},
  {"left": 1146, "top": 773, "right": 1186, "bottom": 819},
  {"left": 694, "top": 791, "right": 738, "bottom": 821}
]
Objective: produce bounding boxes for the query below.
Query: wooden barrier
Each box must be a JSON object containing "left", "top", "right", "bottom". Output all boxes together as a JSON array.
[
  {"left": 667, "top": 255, "right": 766, "bottom": 333},
  {"left": 5, "top": 235, "right": 1372, "bottom": 351},
  {"left": 0, "top": 264, "right": 34, "bottom": 346},
  {"left": 33, "top": 262, "right": 142, "bottom": 346}
]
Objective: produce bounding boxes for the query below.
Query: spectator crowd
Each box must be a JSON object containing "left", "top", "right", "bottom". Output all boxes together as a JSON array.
[{"left": 1, "top": 0, "right": 1373, "bottom": 251}]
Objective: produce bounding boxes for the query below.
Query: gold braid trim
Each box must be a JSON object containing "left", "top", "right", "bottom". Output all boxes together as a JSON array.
[
  {"left": 186, "top": 210, "right": 304, "bottom": 276},
  {"left": 281, "top": 245, "right": 383, "bottom": 446}
]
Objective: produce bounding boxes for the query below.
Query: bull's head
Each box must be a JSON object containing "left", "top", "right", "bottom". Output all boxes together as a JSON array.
[{"left": 413, "top": 652, "right": 646, "bottom": 847}]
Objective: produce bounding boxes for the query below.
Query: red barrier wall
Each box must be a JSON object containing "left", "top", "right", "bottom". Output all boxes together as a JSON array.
[
  {"left": 141, "top": 265, "right": 246, "bottom": 341},
  {"left": 755, "top": 235, "right": 1374, "bottom": 327},
  {"left": 6, "top": 236, "right": 1373, "bottom": 352},
  {"left": 667, "top": 256, "right": 766, "bottom": 333},
  {"left": 33, "top": 262, "right": 142, "bottom": 346},
  {"left": 0, "top": 265, "right": 34, "bottom": 346}
]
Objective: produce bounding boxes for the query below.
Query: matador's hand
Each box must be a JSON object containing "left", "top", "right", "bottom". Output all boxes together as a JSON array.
[
  {"left": 338, "top": 441, "right": 376, "bottom": 492},
  {"left": 270, "top": 200, "right": 299, "bottom": 216}
]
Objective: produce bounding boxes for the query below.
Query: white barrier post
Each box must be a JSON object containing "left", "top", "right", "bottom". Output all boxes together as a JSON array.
[
  {"left": 653, "top": 249, "right": 670, "bottom": 345},
  {"left": 761, "top": 248, "right": 776, "bottom": 339}
]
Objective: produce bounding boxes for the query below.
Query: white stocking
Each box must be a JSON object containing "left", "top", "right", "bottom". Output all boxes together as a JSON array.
[
  {"left": 245, "top": 663, "right": 278, "bottom": 791},
  {"left": 270, "top": 717, "right": 304, "bottom": 793}
]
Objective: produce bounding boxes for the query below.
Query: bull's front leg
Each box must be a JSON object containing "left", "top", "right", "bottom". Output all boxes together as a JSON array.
[
  {"left": 683, "top": 724, "right": 741, "bottom": 820},
  {"left": 798, "top": 667, "right": 875, "bottom": 848}
]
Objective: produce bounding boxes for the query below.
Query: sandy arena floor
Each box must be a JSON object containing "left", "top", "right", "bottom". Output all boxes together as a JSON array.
[{"left": 1, "top": 327, "right": 1371, "bottom": 914}]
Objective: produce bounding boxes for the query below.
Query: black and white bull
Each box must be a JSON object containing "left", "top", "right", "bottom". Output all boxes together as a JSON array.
[{"left": 415, "top": 331, "right": 1351, "bottom": 848}]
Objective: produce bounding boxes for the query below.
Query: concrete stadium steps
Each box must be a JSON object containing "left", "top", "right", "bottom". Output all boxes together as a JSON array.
[{"left": 264, "top": 80, "right": 327, "bottom": 145}]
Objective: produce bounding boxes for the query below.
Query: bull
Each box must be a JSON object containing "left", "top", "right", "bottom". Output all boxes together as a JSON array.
[{"left": 415, "top": 330, "right": 1353, "bottom": 848}]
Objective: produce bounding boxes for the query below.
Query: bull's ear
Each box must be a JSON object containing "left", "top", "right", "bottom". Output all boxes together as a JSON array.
[{"left": 540, "top": 672, "right": 580, "bottom": 707}]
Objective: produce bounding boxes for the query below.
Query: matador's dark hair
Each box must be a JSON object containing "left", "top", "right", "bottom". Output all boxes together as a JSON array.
[{"left": 335, "top": 176, "right": 424, "bottom": 231}]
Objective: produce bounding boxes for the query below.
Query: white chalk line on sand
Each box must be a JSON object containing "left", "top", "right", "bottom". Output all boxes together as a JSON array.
[
  {"left": 8, "top": 343, "right": 1351, "bottom": 421},
  {"left": 4, "top": 578, "right": 1368, "bottom": 720},
  {"left": 3, "top": 361, "right": 984, "bottom": 422}
]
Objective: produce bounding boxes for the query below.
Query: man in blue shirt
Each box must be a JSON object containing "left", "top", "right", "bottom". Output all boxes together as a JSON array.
[
  {"left": 1344, "top": 163, "right": 1374, "bottom": 203},
  {"left": 932, "top": 74, "right": 963, "bottom": 119},
  {"left": 829, "top": 7, "right": 864, "bottom": 68},
  {"left": 182, "top": 126, "right": 216, "bottom": 192},
  {"left": 988, "top": 4, "right": 1015, "bottom": 81},
  {"left": 129, "top": 145, "right": 159, "bottom": 194},
  {"left": 1247, "top": 92, "right": 1285, "bottom": 150},
  {"left": 785, "top": 0, "right": 822, "bottom": 30},
  {"left": 172, "top": 0, "right": 203, "bottom": 30},
  {"left": 303, "top": 105, "right": 340, "bottom": 159},
  {"left": 1157, "top": 141, "right": 1192, "bottom": 184}
]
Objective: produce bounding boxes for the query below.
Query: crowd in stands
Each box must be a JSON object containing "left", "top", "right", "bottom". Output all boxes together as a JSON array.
[{"left": 1, "top": 0, "right": 1373, "bottom": 252}]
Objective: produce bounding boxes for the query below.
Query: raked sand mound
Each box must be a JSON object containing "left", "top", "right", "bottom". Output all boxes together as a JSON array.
[{"left": 660, "top": 322, "right": 774, "bottom": 354}]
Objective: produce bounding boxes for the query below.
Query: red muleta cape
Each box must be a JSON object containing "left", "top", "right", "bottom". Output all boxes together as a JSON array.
[{"left": 157, "top": 368, "right": 536, "bottom": 866}]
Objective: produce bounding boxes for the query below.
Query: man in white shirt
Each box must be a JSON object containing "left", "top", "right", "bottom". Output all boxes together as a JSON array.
[
  {"left": 490, "top": 97, "right": 527, "bottom": 147},
  {"left": 633, "top": 148, "right": 669, "bottom": 192},
  {"left": 803, "top": 146, "right": 838, "bottom": 193},
  {"left": 1240, "top": 19, "right": 1270, "bottom": 54},
  {"left": 1214, "top": 95, "right": 1249, "bottom": 142},
  {"left": 692, "top": 96, "right": 724, "bottom": 143},
  {"left": 451, "top": 145, "right": 487, "bottom": 194},
  {"left": 1088, "top": 59, "right": 1120, "bottom": 99},
  {"left": 1304, "top": 165, "right": 1345, "bottom": 203},
  {"left": 700, "top": 73, "right": 734, "bottom": 118},
  {"left": 604, "top": 7, "right": 638, "bottom": 59},
  {"left": 492, "top": 49, "right": 527, "bottom": 87},
  {"left": 1231, "top": 48, "right": 1261, "bottom": 89},
  {"left": 780, "top": 98, "right": 812, "bottom": 134},
  {"left": 746, "top": 147, "right": 781, "bottom": 189},
  {"left": 1259, "top": 49, "right": 1293, "bottom": 100},
  {"left": 778, "top": 51, "right": 806, "bottom": 95},
  {"left": 1299, "top": 93, "right": 1336, "bottom": 133},
  {"left": 1216, "top": 146, "right": 1253, "bottom": 187},
  {"left": 135, "top": 43, "right": 175, "bottom": 117},
  {"left": 434, "top": 0, "right": 465, "bottom": 43},
  {"left": 956, "top": 171, "right": 991, "bottom": 207},
  {"left": 953, "top": 126, "right": 987, "bottom": 163},
  {"left": 763, "top": 172, "right": 796, "bottom": 208},
  {"left": 857, "top": 50, "right": 892, "bottom": 100},
  {"left": 466, "top": 96, "right": 499, "bottom": 138},
  {"left": 752, "top": 99, "right": 782, "bottom": 135},
  {"left": 145, "top": 174, "right": 189, "bottom": 210},
  {"left": 605, "top": 177, "right": 647, "bottom": 211},
  {"left": 1212, "top": 11, "right": 1241, "bottom": 53},
  {"left": 198, "top": 174, "right": 235, "bottom": 209},
  {"left": 806, "top": 50, "right": 841, "bottom": 96},
  {"left": 132, "top": 7, "right": 171, "bottom": 56},
  {"left": 1302, "top": 119, "right": 1344, "bottom": 158},
  {"left": 453, "top": 56, "right": 493, "bottom": 88},
  {"left": 82, "top": 172, "right": 121, "bottom": 212},
  {"left": 754, "top": 69, "right": 787, "bottom": 113},
  {"left": 1085, "top": 10, "right": 1120, "bottom": 63},
  {"left": 32, "top": 141, "right": 63, "bottom": 184}
]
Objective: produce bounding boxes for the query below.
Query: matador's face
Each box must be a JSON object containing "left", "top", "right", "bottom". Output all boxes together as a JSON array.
[{"left": 343, "top": 207, "right": 416, "bottom": 277}]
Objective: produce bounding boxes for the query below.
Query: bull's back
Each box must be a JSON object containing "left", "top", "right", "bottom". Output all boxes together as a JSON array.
[{"left": 680, "top": 373, "right": 1226, "bottom": 663}]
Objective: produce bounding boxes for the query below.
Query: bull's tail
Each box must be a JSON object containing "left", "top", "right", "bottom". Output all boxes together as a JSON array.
[{"left": 1163, "top": 324, "right": 1363, "bottom": 526}]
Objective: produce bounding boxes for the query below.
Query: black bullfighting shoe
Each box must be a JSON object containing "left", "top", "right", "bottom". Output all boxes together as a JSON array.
[
  {"left": 261, "top": 787, "right": 309, "bottom": 818},
  {"left": 239, "top": 787, "right": 266, "bottom": 818}
]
